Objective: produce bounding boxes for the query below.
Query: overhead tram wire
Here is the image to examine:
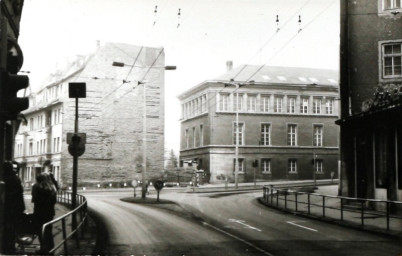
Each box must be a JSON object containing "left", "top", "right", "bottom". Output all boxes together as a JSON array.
[
  {"left": 88, "top": 48, "right": 166, "bottom": 114},
  {"left": 182, "top": 0, "right": 313, "bottom": 119},
  {"left": 185, "top": 0, "right": 337, "bottom": 118},
  {"left": 244, "top": 0, "right": 338, "bottom": 83},
  {"left": 79, "top": 46, "right": 144, "bottom": 123},
  {"left": 232, "top": 0, "right": 312, "bottom": 81}
]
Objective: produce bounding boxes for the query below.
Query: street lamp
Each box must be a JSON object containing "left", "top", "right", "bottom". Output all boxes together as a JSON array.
[
  {"left": 112, "top": 61, "right": 176, "bottom": 70},
  {"left": 219, "top": 79, "right": 254, "bottom": 189},
  {"left": 112, "top": 61, "right": 176, "bottom": 198}
]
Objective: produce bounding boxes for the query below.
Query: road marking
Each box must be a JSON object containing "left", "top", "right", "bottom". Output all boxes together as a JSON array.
[
  {"left": 286, "top": 221, "right": 318, "bottom": 232},
  {"left": 228, "top": 218, "right": 262, "bottom": 232},
  {"left": 202, "top": 222, "right": 275, "bottom": 256}
]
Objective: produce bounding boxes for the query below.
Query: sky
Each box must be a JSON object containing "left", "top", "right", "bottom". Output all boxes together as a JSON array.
[{"left": 18, "top": 0, "right": 340, "bottom": 153}]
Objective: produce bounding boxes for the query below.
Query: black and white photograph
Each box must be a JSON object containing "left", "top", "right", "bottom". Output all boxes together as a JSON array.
[{"left": 0, "top": 0, "right": 401, "bottom": 255}]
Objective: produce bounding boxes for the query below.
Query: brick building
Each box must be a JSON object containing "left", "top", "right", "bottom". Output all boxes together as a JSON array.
[
  {"left": 178, "top": 64, "right": 339, "bottom": 184},
  {"left": 338, "top": 0, "right": 402, "bottom": 202},
  {"left": 14, "top": 42, "right": 166, "bottom": 189}
]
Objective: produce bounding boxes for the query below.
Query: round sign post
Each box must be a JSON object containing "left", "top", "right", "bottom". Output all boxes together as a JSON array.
[
  {"left": 131, "top": 180, "right": 138, "bottom": 198},
  {"left": 153, "top": 180, "right": 164, "bottom": 202}
]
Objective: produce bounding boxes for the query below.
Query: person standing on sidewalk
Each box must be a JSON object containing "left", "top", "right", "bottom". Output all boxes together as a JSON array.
[
  {"left": 2, "top": 161, "right": 25, "bottom": 254},
  {"left": 32, "top": 172, "right": 57, "bottom": 253}
]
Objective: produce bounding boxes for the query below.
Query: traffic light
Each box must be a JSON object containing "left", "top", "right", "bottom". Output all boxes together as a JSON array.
[
  {"left": 0, "top": 38, "right": 29, "bottom": 121},
  {"left": 0, "top": 71, "right": 29, "bottom": 120}
]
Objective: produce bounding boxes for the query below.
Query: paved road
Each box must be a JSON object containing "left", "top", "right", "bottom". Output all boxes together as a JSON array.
[
  {"left": 86, "top": 188, "right": 402, "bottom": 256},
  {"left": 86, "top": 193, "right": 266, "bottom": 255}
]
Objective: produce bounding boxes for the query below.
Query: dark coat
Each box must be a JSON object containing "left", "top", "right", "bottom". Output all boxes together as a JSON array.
[
  {"left": 31, "top": 184, "right": 57, "bottom": 219},
  {"left": 4, "top": 170, "right": 25, "bottom": 220}
]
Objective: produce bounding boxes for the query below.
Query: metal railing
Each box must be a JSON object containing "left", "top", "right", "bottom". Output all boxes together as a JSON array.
[
  {"left": 41, "top": 191, "right": 88, "bottom": 255},
  {"left": 262, "top": 186, "right": 402, "bottom": 234}
]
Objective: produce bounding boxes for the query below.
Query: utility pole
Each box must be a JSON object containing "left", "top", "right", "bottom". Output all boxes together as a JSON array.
[
  {"left": 142, "top": 82, "right": 147, "bottom": 198},
  {"left": 235, "top": 85, "right": 239, "bottom": 189}
]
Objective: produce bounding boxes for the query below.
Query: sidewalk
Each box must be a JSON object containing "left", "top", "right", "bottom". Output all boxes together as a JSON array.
[
  {"left": 18, "top": 194, "right": 97, "bottom": 255},
  {"left": 259, "top": 185, "right": 402, "bottom": 237}
]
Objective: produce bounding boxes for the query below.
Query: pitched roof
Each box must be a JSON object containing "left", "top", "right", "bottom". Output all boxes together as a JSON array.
[{"left": 215, "top": 65, "right": 339, "bottom": 86}]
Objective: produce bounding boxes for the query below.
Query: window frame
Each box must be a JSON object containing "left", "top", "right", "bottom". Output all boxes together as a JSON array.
[
  {"left": 287, "top": 96, "right": 296, "bottom": 113},
  {"left": 287, "top": 124, "right": 298, "bottom": 146},
  {"left": 288, "top": 159, "right": 297, "bottom": 173},
  {"left": 233, "top": 122, "right": 244, "bottom": 146},
  {"left": 274, "top": 95, "right": 283, "bottom": 113},
  {"left": 247, "top": 94, "right": 257, "bottom": 112},
  {"left": 379, "top": 40, "right": 402, "bottom": 81},
  {"left": 300, "top": 97, "right": 309, "bottom": 114},
  {"left": 314, "top": 159, "right": 324, "bottom": 174},
  {"left": 313, "top": 98, "right": 322, "bottom": 114},
  {"left": 260, "top": 95, "right": 270, "bottom": 113},
  {"left": 233, "top": 158, "right": 245, "bottom": 174},
  {"left": 326, "top": 98, "right": 334, "bottom": 114},
  {"left": 260, "top": 123, "right": 271, "bottom": 146},
  {"left": 261, "top": 158, "right": 271, "bottom": 174},
  {"left": 378, "top": 0, "right": 402, "bottom": 15},
  {"left": 313, "top": 124, "right": 324, "bottom": 147}
]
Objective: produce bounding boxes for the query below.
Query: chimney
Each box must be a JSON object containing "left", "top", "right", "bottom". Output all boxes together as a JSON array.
[{"left": 226, "top": 61, "right": 233, "bottom": 72}]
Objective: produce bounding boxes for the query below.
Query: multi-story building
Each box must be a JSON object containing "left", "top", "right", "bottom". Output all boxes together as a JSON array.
[
  {"left": 338, "top": 1, "right": 402, "bottom": 202},
  {"left": 178, "top": 64, "right": 339, "bottom": 183},
  {"left": 14, "top": 42, "right": 166, "bottom": 189}
]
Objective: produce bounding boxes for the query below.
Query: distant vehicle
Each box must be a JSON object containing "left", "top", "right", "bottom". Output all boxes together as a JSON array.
[
  {"left": 164, "top": 181, "right": 179, "bottom": 187},
  {"left": 179, "top": 181, "right": 193, "bottom": 187}
]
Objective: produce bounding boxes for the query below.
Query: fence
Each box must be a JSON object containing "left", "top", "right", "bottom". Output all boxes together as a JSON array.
[
  {"left": 41, "top": 191, "right": 88, "bottom": 255},
  {"left": 262, "top": 185, "right": 402, "bottom": 234}
]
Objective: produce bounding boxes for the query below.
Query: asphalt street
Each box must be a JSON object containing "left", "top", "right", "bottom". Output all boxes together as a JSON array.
[{"left": 85, "top": 187, "right": 402, "bottom": 256}]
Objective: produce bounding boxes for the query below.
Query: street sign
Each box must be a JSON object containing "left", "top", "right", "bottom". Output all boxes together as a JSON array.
[
  {"left": 153, "top": 180, "right": 164, "bottom": 190},
  {"left": 69, "top": 82, "right": 86, "bottom": 98},
  {"left": 131, "top": 180, "right": 138, "bottom": 187},
  {"left": 67, "top": 133, "right": 86, "bottom": 157}
]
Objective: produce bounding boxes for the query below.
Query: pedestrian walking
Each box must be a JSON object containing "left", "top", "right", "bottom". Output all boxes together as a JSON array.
[
  {"left": 31, "top": 172, "right": 57, "bottom": 254},
  {"left": 2, "top": 161, "right": 25, "bottom": 254}
]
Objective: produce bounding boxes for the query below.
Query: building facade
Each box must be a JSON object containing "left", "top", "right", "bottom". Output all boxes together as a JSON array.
[
  {"left": 338, "top": 0, "right": 402, "bottom": 203},
  {"left": 14, "top": 42, "right": 166, "bottom": 189},
  {"left": 178, "top": 65, "right": 339, "bottom": 183}
]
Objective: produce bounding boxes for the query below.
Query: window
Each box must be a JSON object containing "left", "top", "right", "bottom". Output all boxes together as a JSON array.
[
  {"left": 29, "top": 142, "right": 33, "bottom": 156},
  {"left": 261, "top": 159, "right": 271, "bottom": 174},
  {"left": 287, "top": 97, "right": 296, "bottom": 113},
  {"left": 247, "top": 95, "right": 256, "bottom": 112},
  {"left": 315, "top": 159, "right": 323, "bottom": 173},
  {"left": 185, "top": 129, "right": 189, "bottom": 149},
  {"left": 261, "top": 123, "right": 271, "bottom": 146},
  {"left": 233, "top": 93, "right": 243, "bottom": 112},
  {"left": 287, "top": 124, "right": 297, "bottom": 146},
  {"left": 260, "top": 95, "right": 270, "bottom": 112},
  {"left": 326, "top": 98, "right": 334, "bottom": 114},
  {"left": 233, "top": 158, "right": 244, "bottom": 173},
  {"left": 288, "top": 159, "right": 297, "bottom": 173},
  {"left": 219, "top": 93, "right": 230, "bottom": 111},
  {"left": 313, "top": 125, "right": 323, "bottom": 147},
  {"left": 200, "top": 125, "right": 203, "bottom": 146},
  {"left": 201, "top": 94, "right": 207, "bottom": 113},
  {"left": 313, "top": 98, "right": 322, "bottom": 114},
  {"left": 274, "top": 96, "right": 283, "bottom": 113},
  {"left": 30, "top": 118, "right": 34, "bottom": 130},
  {"left": 382, "top": 42, "right": 402, "bottom": 78},
  {"left": 233, "top": 122, "right": 244, "bottom": 145},
  {"left": 300, "top": 98, "right": 309, "bottom": 114},
  {"left": 193, "top": 127, "right": 196, "bottom": 148},
  {"left": 384, "top": 0, "right": 401, "bottom": 10}
]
